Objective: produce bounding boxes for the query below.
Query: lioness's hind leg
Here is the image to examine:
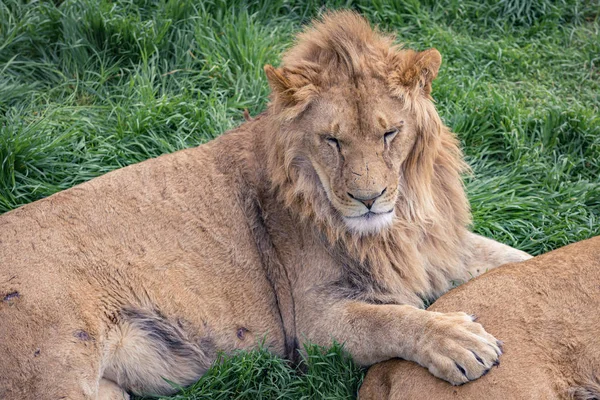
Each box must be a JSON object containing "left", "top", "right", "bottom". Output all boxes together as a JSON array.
[
  {"left": 103, "top": 307, "right": 216, "bottom": 396},
  {"left": 98, "top": 379, "right": 130, "bottom": 400},
  {"left": 463, "top": 232, "right": 532, "bottom": 278}
]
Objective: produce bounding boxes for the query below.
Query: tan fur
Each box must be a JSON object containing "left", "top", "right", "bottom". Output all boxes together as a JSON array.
[
  {"left": 359, "top": 236, "right": 600, "bottom": 400},
  {"left": 97, "top": 379, "right": 129, "bottom": 400},
  {"left": 0, "top": 11, "right": 531, "bottom": 398}
]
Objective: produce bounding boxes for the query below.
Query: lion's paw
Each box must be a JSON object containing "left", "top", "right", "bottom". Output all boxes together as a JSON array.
[{"left": 415, "top": 312, "right": 502, "bottom": 385}]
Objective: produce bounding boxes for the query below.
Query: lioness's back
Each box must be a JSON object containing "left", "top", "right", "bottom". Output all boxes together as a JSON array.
[{"left": 360, "top": 237, "right": 600, "bottom": 400}]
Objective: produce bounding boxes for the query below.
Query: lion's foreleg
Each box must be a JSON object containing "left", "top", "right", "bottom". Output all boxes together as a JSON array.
[{"left": 296, "top": 300, "right": 501, "bottom": 385}]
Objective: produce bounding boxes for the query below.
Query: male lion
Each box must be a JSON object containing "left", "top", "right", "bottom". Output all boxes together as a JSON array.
[
  {"left": 0, "top": 11, "right": 530, "bottom": 399},
  {"left": 359, "top": 236, "right": 600, "bottom": 400}
]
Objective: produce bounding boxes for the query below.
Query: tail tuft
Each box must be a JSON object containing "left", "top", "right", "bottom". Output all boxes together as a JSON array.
[{"left": 569, "top": 375, "right": 600, "bottom": 400}]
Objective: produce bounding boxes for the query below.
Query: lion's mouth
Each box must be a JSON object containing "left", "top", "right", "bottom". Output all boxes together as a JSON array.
[{"left": 346, "top": 209, "right": 394, "bottom": 219}]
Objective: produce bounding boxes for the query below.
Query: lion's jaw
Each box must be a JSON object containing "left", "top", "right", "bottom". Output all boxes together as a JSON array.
[
  {"left": 310, "top": 152, "right": 400, "bottom": 236},
  {"left": 342, "top": 210, "right": 396, "bottom": 235}
]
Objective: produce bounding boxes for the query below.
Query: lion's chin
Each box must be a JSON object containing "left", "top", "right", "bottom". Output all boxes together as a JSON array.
[{"left": 343, "top": 210, "right": 395, "bottom": 236}]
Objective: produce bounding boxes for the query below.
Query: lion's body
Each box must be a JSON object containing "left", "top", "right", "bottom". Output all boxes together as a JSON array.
[
  {"left": 359, "top": 236, "right": 600, "bottom": 400},
  {"left": 1, "top": 11, "right": 531, "bottom": 399},
  {"left": 0, "top": 133, "right": 287, "bottom": 397}
]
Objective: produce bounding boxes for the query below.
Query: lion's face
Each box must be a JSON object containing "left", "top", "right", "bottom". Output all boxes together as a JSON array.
[
  {"left": 293, "top": 79, "right": 417, "bottom": 235},
  {"left": 265, "top": 12, "right": 445, "bottom": 237}
]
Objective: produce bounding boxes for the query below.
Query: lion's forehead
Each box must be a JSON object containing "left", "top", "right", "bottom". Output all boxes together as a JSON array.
[{"left": 312, "top": 87, "right": 407, "bottom": 135}]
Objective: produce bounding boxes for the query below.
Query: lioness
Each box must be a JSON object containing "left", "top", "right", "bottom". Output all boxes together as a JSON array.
[
  {"left": 0, "top": 11, "right": 530, "bottom": 399},
  {"left": 359, "top": 236, "right": 600, "bottom": 400}
]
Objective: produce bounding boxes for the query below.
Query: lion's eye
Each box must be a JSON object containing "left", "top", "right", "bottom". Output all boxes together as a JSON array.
[
  {"left": 384, "top": 128, "right": 399, "bottom": 144},
  {"left": 326, "top": 136, "right": 341, "bottom": 152}
]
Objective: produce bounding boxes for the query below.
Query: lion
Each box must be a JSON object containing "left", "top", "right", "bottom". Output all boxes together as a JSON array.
[
  {"left": 359, "top": 236, "right": 600, "bottom": 400},
  {"left": 0, "top": 11, "right": 531, "bottom": 399}
]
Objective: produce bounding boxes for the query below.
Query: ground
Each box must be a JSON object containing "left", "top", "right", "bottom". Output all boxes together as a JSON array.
[{"left": 0, "top": 0, "right": 599, "bottom": 398}]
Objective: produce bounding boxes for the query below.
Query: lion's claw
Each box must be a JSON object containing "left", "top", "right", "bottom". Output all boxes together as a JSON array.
[
  {"left": 455, "top": 362, "right": 467, "bottom": 377},
  {"left": 471, "top": 350, "right": 485, "bottom": 365},
  {"left": 415, "top": 311, "right": 502, "bottom": 385}
]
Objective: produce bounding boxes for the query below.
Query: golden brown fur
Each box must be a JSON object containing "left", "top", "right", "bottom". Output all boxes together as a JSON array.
[
  {"left": 0, "top": 11, "right": 530, "bottom": 399},
  {"left": 359, "top": 236, "right": 600, "bottom": 400}
]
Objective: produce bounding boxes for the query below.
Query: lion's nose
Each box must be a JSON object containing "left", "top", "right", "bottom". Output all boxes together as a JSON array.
[{"left": 347, "top": 188, "right": 386, "bottom": 210}]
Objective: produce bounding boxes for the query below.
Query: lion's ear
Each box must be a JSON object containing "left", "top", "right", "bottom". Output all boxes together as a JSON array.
[
  {"left": 264, "top": 64, "right": 319, "bottom": 112},
  {"left": 389, "top": 48, "right": 442, "bottom": 97},
  {"left": 264, "top": 65, "right": 293, "bottom": 102}
]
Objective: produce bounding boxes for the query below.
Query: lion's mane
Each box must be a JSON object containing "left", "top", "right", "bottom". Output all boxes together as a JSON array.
[{"left": 264, "top": 11, "right": 471, "bottom": 302}]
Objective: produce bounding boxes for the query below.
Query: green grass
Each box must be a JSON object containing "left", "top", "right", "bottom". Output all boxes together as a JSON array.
[
  {"left": 155, "top": 343, "right": 363, "bottom": 400},
  {"left": 1, "top": 0, "right": 599, "bottom": 398}
]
